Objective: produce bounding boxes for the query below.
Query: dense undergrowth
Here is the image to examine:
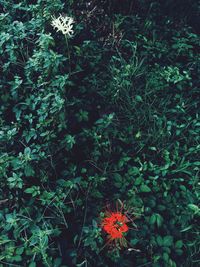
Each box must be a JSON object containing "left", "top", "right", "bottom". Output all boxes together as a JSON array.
[{"left": 0, "top": 1, "right": 199, "bottom": 266}]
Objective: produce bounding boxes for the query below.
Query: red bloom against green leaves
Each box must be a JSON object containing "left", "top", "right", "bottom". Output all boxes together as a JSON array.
[
  {"left": 100, "top": 202, "right": 137, "bottom": 249},
  {"left": 101, "top": 212, "right": 129, "bottom": 240}
]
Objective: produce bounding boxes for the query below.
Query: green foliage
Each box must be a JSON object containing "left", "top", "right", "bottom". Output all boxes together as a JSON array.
[{"left": 0, "top": 0, "right": 199, "bottom": 266}]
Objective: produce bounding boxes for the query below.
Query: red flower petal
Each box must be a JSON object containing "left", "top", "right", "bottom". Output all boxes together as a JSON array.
[{"left": 101, "top": 212, "right": 129, "bottom": 239}]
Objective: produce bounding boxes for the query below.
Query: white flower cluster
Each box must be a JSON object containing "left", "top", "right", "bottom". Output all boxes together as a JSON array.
[{"left": 51, "top": 14, "right": 74, "bottom": 37}]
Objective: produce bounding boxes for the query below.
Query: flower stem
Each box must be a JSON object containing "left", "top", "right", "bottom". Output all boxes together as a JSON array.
[{"left": 65, "top": 34, "right": 71, "bottom": 75}]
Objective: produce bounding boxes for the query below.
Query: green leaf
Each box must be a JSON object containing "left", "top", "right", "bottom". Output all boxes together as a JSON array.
[
  {"left": 24, "top": 164, "right": 35, "bottom": 177},
  {"left": 149, "top": 214, "right": 157, "bottom": 225},
  {"left": 175, "top": 240, "right": 183, "bottom": 249},
  {"left": 24, "top": 188, "right": 34, "bottom": 194},
  {"left": 135, "top": 177, "right": 143, "bottom": 185},
  {"left": 156, "top": 236, "right": 163, "bottom": 246},
  {"left": 163, "top": 252, "right": 169, "bottom": 261},
  {"left": 12, "top": 255, "right": 22, "bottom": 262},
  {"left": 163, "top": 236, "right": 173, "bottom": 247},
  {"left": 24, "top": 147, "right": 31, "bottom": 155},
  {"left": 135, "top": 95, "right": 143, "bottom": 102},
  {"left": 188, "top": 204, "right": 199, "bottom": 214},
  {"left": 140, "top": 184, "right": 151, "bottom": 192},
  {"left": 54, "top": 258, "right": 62, "bottom": 267},
  {"left": 15, "top": 247, "right": 24, "bottom": 255},
  {"left": 28, "top": 262, "right": 36, "bottom": 267},
  {"left": 156, "top": 214, "right": 163, "bottom": 228},
  {"left": 129, "top": 167, "right": 140, "bottom": 175}
]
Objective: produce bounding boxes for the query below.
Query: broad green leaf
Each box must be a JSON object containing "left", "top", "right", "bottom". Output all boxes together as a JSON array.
[
  {"left": 156, "top": 236, "right": 163, "bottom": 246},
  {"left": 175, "top": 240, "right": 183, "bottom": 249},
  {"left": 140, "top": 184, "right": 151, "bottom": 192},
  {"left": 149, "top": 214, "right": 157, "bottom": 225},
  {"left": 163, "top": 236, "right": 173, "bottom": 247}
]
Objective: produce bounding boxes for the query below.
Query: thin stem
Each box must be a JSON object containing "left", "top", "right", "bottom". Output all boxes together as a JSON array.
[
  {"left": 77, "top": 182, "right": 92, "bottom": 249},
  {"left": 65, "top": 34, "right": 71, "bottom": 74}
]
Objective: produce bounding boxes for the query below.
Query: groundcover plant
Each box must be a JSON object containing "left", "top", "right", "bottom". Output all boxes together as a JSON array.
[{"left": 0, "top": 0, "right": 199, "bottom": 266}]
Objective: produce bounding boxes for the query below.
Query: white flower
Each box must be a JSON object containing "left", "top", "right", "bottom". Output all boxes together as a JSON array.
[{"left": 51, "top": 14, "right": 74, "bottom": 37}]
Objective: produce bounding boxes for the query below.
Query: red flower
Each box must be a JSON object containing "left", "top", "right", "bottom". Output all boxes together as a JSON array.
[{"left": 101, "top": 212, "right": 129, "bottom": 240}]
